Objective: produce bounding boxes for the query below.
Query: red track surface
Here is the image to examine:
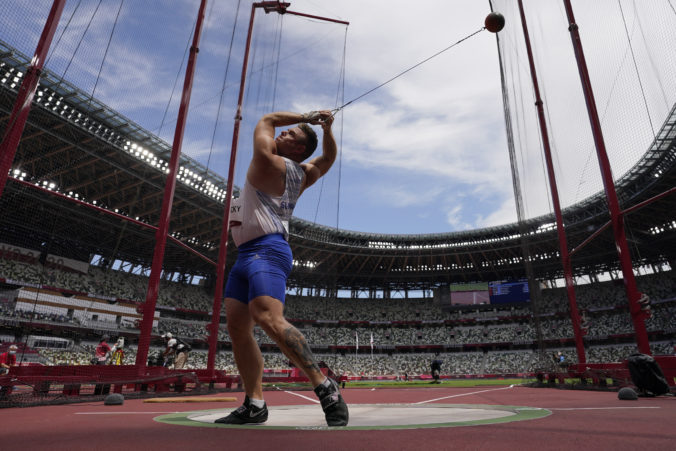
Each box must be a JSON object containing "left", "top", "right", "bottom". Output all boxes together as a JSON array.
[{"left": 2, "top": 386, "right": 674, "bottom": 450}]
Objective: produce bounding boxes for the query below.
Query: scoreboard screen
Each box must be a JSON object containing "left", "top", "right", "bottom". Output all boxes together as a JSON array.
[{"left": 488, "top": 280, "right": 530, "bottom": 304}]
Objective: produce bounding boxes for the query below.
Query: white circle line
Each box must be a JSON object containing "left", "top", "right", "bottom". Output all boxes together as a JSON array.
[
  {"left": 548, "top": 407, "right": 661, "bottom": 410},
  {"left": 414, "top": 385, "right": 515, "bottom": 404}
]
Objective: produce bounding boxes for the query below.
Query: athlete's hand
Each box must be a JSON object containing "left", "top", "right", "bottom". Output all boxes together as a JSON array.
[
  {"left": 317, "top": 110, "right": 334, "bottom": 130},
  {"left": 300, "top": 110, "right": 321, "bottom": 123},
  {"left": 301, "top": 110, "right": 333, "bottom": 129}
]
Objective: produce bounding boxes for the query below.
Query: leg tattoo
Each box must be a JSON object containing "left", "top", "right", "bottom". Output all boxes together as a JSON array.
[{"left": 283, "top": 326, "right": 320, "bottom": 374}]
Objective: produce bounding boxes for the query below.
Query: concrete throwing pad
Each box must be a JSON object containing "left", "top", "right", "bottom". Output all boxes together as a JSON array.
[{"left": 155, "top": 404, "right": 551, "bottom": 430}]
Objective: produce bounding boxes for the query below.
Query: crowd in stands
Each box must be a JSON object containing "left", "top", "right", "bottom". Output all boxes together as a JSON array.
[
  {"left": 283, "top": 296, "right": 441, "bottom": 322},
  {"left": 0, "top": 258, "right": 210, "bottom": 310},
  {"left": 1, "top": 255, "right": 674, "bottom": 377},
  {"left": 0, "top": 303, "right": 138, "bottom": 332},
  {"left": 26, "top": 341, "right": 675, "bottom": 377},
  {"left": 2, "top": 256, "right": 674, "bottom": 318},
  {"left": 153, "top": 301, "right": 674, "bottom": 348},
  {"left": 0, "top": 304, "right": 72, "bottom": 324}
]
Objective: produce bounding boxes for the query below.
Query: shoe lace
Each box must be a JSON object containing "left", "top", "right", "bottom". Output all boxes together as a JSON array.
[
  {"left": 317, "top": 380, "right": 338, "bottom": 398},
  {"left": 234, "top": 404, "right": 249, "bottom": 415}
]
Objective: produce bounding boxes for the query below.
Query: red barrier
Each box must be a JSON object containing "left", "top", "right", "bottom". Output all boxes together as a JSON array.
[
  {"left": 568, "top": 355, "right": 676, "bottom": 387},
  {"left": 0, "top": 365, "right": 232, "bottom": 399}
]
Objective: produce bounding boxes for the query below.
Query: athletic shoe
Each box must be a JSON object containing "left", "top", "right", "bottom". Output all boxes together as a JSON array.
[
  {"left": 214, "top": 396, "right": 268, "bottom": 424},
  {"left": 314, "top": 378, "right": 349, "bottom": 426}
]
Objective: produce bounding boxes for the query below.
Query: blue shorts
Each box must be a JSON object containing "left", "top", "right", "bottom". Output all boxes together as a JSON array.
[{"left": 224, "top": 233, "right": 292, "bottom": 304}]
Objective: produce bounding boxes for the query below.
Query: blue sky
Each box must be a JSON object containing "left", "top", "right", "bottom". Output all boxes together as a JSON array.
[{"left": 3, "top": 0, "right": 674, "bottom": 236}]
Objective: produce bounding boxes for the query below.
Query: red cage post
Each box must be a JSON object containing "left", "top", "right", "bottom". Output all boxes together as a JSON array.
[
  {"left": 516, "top": 0, "right": 586, "bottom": 363},
  {"left": 0, "top": 0, "right": 66, "bottom": 197},
  {"left": 135, "top": 0, "right": 209, "bottom": 373},
  {"left": 562, "top": 0, "right": 650, "bottom": 355}
]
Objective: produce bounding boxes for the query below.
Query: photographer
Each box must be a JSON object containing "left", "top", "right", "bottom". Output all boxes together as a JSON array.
[{"left": 162, "top": 332, "right": 191, "bottom": 369}]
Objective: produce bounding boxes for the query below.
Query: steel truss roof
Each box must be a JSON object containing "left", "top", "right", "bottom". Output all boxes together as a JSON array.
[{"left": 1, "top": 42, "right": 674, "bottom": 294}]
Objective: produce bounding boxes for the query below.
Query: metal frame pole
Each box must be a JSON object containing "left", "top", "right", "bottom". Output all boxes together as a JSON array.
[
  {"left": 0, "top": 0, "right": 66, "bottom": 197},
  {"left": 206, "top": 0, "right": 258, "bottom": 376},
  {"left": 206, "top": 0, "right": 348, "bottom": 378},
  {"left": 135, "top": 0, "right": 209, "bottom": 373},
  {"left": 562, "top": 0, "right": 650, "bottom": 354},
  {"left": 517, "top": 0, "right": 586, "bottom": 363}
]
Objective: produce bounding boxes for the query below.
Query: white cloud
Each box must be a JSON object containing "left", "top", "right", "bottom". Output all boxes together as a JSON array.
[
  {"left": 474, "top": 196, "right": 517, "bottom": 229},
  {"left": 445, "top": 204, "right": 469, "bottom": 229},
  {"left": 366, "top": 181, "right": 447, "bottom": 208},
  {"left": 3, "top": 0, "right": 671, "bottom": 235}
]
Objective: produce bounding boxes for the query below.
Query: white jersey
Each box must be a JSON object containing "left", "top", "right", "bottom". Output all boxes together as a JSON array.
[{"left": 230, "top": 157, "right": 305, "bottom": 247}]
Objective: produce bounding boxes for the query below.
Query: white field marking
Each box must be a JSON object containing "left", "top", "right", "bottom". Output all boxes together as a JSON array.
[
  {"left": 414, "top": 385, "right": 515, "bottom": 405},
  {"left": 549, "top": 407, "right": 661, "bottom": 411},
  {"left": 272, "top": 385, "right": 319, "bottom": 404},
  {"left": 75, "top": 411, "right": 180, "bottom": 415}
]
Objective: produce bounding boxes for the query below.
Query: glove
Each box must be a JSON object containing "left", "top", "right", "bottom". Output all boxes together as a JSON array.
[{"left": 300, "top": 111, "right": 321, "bottom": 123}]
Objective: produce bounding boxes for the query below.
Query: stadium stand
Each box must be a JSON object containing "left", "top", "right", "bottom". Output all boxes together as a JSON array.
[
  {"left": 2, "top": 253, "right": 674, "bottom": 379},
  {"left": 0, "top": 4, "right": 674, "bottom": 405}
]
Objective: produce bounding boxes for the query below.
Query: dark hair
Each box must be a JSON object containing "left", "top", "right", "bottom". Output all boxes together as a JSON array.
[{"left": 298, "top": 123, "right": 318, "bottom": 160}]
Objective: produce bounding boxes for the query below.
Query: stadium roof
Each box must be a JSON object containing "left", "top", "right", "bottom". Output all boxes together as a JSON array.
[{"left": 1, "top": 40, "right": 674, "bottom": 293}]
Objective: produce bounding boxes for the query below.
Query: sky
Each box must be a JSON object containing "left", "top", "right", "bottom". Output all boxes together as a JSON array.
[{"left": 2, "top": 0, "right": 674, "bottom": 236}]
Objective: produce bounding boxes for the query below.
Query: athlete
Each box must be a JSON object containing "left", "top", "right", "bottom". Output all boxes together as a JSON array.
[{"left": 216, "top": 110, "right": 348, "bottom": 427}]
